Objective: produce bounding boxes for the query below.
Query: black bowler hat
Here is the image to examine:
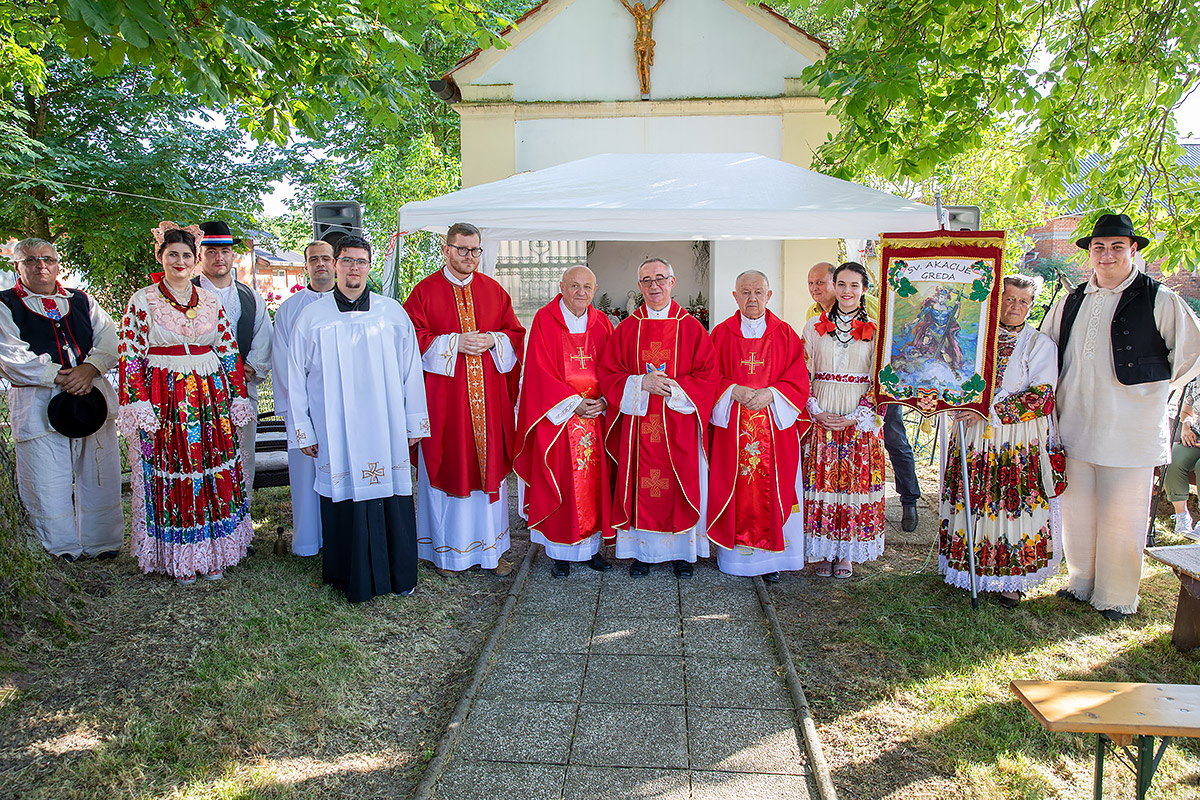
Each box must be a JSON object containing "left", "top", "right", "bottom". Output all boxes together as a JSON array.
[
  {"left": 1076, "top": 213, "right": 1150, "bottom": 251},
  {"left": 47, "top": 387, "right": 109, "bottom": 439},
  {"left": 199, "top": 220, "right": 242, "bottom": 247}
]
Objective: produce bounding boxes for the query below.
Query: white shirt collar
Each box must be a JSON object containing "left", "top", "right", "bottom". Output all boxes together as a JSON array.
[
  {"left": 559, "top": 298, "right": 588, "bottom": 334},
  {"left": 442, "top": 266, "right": 474, "bottom": 286},
  {"left": 740, "top": 313, "right": 768, "bottom": 338},
  {"left": 646, "top": 304, "right": 670, "bottom": 319},
  {"left": 1085, "top": 266, "right": 1139, "bottom": 294}
]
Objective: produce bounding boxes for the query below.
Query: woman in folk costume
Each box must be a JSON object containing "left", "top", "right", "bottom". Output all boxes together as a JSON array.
[
  {"left": 939, "top": 274, "right": 1065, "bottom": 607},
  {"left": 802, "top": 261, "right": 886, "bottom": 579},
  {"left": 117, "top": 222, "right": 254, "bottom": 585}
]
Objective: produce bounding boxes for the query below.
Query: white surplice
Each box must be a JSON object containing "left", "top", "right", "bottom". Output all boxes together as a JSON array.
[
  {"left": 614, "top": 304, "right": 710, "bottom": 564},
  {"left": 271, "top": 287, "right": 328, "bottom": 555},
  {"left": 414, "top": 268, "right": 519, "bottom": 572},
  {"left": 709, "top": 313, "right": 807, "bottom": 576},
  {"left": 286, "top": 292, "right": 429, "bottom": 503}
]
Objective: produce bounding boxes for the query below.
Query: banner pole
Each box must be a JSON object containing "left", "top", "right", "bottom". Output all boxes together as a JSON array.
[{"left": 957, "top": 418, "right": 979, "bottom": 608}]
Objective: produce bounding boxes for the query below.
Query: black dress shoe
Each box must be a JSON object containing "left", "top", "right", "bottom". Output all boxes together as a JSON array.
[
  {"left": 673, "top": 560, "right": 693, "bottom": 578},
  {"left": 588, "top": 553, "right": 613, "bottom": 572},
  {"left": 96, "top": 550, "right": 120, "bottom": 560},
  {"left": 997, "top": 591, "right": 1023, "bottom": 609},
  {"left": 58, "top": 553, "right": 75, "bottom": 563},
  {"left": 551, "top": 560, "right": 571, "bottom": 578},
  {"left": 246, "top": 544, "right": 256, "bottom": 557},
  {"left": 1055, "top": 588, "right": 1087, "bottom": 604},
  {"left": 901, "top": 505, "right": 918, "bottom": 532},
  {"left": 1099, "top": 608, "right": 1131, "bottom": 622},
  {"left": 761, "top": 571, "right": 781, "bottom": 583},
  {"left": 630, "top": 559, "right": 650, "bottom": 577}
]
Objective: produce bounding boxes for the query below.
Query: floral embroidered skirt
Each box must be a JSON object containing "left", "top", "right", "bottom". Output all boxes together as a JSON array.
[
  {"left": 128, "top": 366, "right": 252, "bottom": 578},
  {"left": 802, "top": 424, "right": 885, "bottom": 563},
  {"left": 938, "top": 417, "right": 1061, "bottom": 594}
]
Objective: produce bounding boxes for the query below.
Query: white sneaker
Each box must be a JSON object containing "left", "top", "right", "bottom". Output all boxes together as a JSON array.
[
  {"left": 1188, "top": 521, "right": 1200, "bottom": 542},
  {"left": 1174, "top": 513, "right": 1193, "bottom": 535}
]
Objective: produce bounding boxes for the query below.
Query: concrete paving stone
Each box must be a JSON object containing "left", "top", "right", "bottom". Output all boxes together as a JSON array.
[
  {"left": 687, "top": 706, "right": 806, "bottom": 774},
  {"left": 679, "top": 585, "right": 764, "bottom": 620},
  {"left": 516, "top": 581, "right": 602, "bottom": 615},
  {"left": 689, "top": 769, "right": 812, "bottom": 800},
  {"left": 596, "top": 576, "right": 681, "bottom": 619},
  {"left": 570, "top": 704, "right": 689, "bottom": 768},
  {"left": 477, "top": 651, "right": 587, "bottom": 702},
  {"left": 435, "top": 760, "right": 566, "bottom": 800},
  {"left": 454, "top": 699, "right": 576, "bottom": 765},
  {"left": 581, "top": 654, "right": 685, "bottom": 705},
  {"left": 682, "top": 616, "right": 776, "bottom": 660},
  {"left": 683, "top": 655, "right": 791, "bottom": 710},
  {"left": 503, "top": 612, "right": 595, "bottom": 654},
  {"left": 562, "top": 766, "right": 690, "bottom": 800},
  {"left": 681, "top": 562, "right": 751, "bottom": 586},
  {"left": 591, "top": 615, "right": 683, "bottom": 655},
  {"left": 526, "top": 560, "right": 607, "bottom": 586}
]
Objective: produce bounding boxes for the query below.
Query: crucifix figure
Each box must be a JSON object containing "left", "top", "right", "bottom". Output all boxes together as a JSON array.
[{"left": 619, "top": 0, "right": 667, "bottom": 97}]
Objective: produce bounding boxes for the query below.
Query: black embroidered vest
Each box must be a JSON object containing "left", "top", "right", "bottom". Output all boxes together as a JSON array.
[
  {"left": 0, "top": 288, "right": 95, "bottom": 366},
  {"left": 1056, "top": 271, "right": 1170, "bottom": 385}
]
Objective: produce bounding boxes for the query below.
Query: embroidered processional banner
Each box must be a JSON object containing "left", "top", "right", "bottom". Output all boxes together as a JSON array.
[{"left": 874, "top": 229, "right": 1005, "bottom": 418}]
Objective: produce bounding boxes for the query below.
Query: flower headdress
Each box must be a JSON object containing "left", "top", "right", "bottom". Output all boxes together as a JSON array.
[{"left": 152, "top": 220, "right": 203, "bottom": 250}]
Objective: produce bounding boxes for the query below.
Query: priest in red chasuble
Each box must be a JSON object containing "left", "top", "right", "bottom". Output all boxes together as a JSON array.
[
  {"left": 404, "top": 222, "right": 525, "bottom": 577},
  {"left": 515, "top": 266, "right": 616, "bottom": 578},
  {"left": 598, "top": 257, "right": 719, "bottom": 578},
  {"left": 707, "top": 270, "right": 811, "bottom": 582}
]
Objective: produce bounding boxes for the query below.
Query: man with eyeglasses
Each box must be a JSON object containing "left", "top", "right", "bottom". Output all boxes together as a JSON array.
[
  {"left": 194, "top": 220, "right": 273, "bottom": 502},
  {"left": 0, "top": 238, "right": 124, "bottom": 560},
  {"left": 286, "top": 235, "right": 429, "bottom": 602},
  {"left": 404, "top": 222, "right": 525, "bottom": 578},
  {"left": 271, "top": 239, "right": 336, "bottom": 556},
  {"left": 598, "top": 257, "right": 719, "bottom": 577}
]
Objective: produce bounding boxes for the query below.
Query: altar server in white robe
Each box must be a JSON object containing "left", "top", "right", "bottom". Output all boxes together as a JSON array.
[
  {"left": 271, "top": 240, "right": 335, "bottom": 556},
  {"left": 287, "top": 235, "right": 429, "bottom": 602}
]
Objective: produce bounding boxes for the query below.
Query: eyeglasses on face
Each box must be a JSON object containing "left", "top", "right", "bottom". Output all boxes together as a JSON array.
[
  {"left": 337, "top": 257, "right": 371, "bottom": 268},
  {"left": 448, "top": 245, "right": 483, "bottom": 258},
  {"left": 639, "top": 275, "right": 671, "bottom": 287},
  {"left": 20, "top": 256, "right": 60, "bottom": 268}
]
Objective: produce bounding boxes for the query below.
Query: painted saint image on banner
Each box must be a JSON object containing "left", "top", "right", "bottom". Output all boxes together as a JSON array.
[{"left": 889, "top": 283, "right": 980, "bottom": 392}]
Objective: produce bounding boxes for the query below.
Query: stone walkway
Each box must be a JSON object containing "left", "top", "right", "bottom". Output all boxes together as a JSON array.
[{"left": 427, "top": 554, "right": 815, "bottom": 800}]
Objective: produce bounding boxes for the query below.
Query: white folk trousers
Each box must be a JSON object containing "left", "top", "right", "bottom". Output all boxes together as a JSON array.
[
  {"left": 14, "top": 421, "right": 124, "bottom": 558},
  {"left": 1060, "top": 458, "right": 1153, "bottom": 614}
]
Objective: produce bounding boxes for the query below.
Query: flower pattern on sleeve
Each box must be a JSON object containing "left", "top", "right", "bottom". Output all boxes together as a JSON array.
[
  {"left": 994, "top": 383, "right": 1054, "bottom": 424},
  {"left": 117, "top": 292, "right": 157, "bottom": 435}
]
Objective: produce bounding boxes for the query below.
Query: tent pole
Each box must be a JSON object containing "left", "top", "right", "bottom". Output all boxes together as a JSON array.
[
  {"left": 934, "top": 191, "right": 945, "bottom": 229},
  {"left": 957, "top": 417, "right": 979, "bottom": 608}
]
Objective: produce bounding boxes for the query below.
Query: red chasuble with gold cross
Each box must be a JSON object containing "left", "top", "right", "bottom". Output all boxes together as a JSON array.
[
  {"left": 707, "top": 310, "right": 811, "bottom": 552},
  {"left": 598, "top": 301, "right": 718, "bottom": 535},
  {"left": 404, "top": 271, "right": 525, "bottom": 500},
  {"left": 515, "top": 296, "right": 615, "bottom": 544}
]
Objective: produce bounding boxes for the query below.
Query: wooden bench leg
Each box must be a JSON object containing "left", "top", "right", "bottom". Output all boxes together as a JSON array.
[{"left": 1172, "top": 575, "right": 1200, "bottom": 652}]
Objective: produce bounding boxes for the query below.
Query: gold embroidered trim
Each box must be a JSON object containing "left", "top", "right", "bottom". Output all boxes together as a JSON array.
[{"left": 453, "top": 284, "right": 489, "bottom": 483}]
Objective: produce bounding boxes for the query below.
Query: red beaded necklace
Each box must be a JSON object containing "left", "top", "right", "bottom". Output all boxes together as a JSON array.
[{"left": 159, "top": 279, "right": 200, "bottom": 319}]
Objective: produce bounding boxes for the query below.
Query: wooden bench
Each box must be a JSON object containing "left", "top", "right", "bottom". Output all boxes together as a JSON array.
[
  {"left": 1010, "top": 680, "right": 1200, "bottom": 800},
  {"left": 1144, "top": 544, "right": 1200, "bottom": 652}
]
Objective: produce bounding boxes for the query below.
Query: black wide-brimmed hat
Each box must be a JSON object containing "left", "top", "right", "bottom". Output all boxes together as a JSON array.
[
  {"left": 48, "top": 387, "right": 109, "bottom": 439},
  {"left": 1076, "top": 213, "right": 1150, "bottom": 250},
  {"left": 199, "top": 220, "right": 242, "bottom": 247}
]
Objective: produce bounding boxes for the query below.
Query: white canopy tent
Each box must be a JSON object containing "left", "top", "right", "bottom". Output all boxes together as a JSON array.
[{"left": 388, "top": 152, "right": 937, "bottom": 298}]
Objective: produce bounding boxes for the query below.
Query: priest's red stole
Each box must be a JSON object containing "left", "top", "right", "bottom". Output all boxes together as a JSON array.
[
  {"left": 599, "top": 302, "right": 718, "bottom": 535},
  {"left": 405, "top": 271, "right": 525, "bottom": 499},
  {"left": 707, "top": 311, "right": 811, "bottom": 552},
  {"left": 514, "top": 298, "right": 614, "bottom": 544}
]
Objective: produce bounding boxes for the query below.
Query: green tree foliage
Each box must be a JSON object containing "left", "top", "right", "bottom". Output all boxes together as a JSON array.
[{"left": 782, "top": 0, "right": 1200, "bottom": 271}]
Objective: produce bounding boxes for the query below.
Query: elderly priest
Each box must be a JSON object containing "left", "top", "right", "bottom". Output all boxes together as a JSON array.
[
  {"left": 516, "top": 265, "right": 616, "bottom": 578},
  {"left": 598, "top": 257, "right": 718, "bottom": 578},
  {"left": 287, "top": 235, "right": 429, "bottom": 602},
  {"left": 708, "top": 271, "right": 810, "bottom": 581}
]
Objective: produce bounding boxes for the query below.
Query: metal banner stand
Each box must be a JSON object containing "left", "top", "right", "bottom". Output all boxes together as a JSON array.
[{"left": 956, "top": 417, "right": 980, "bottom": 608}]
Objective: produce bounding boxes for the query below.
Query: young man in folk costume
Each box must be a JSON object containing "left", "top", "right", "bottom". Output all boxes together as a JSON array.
[
  {"left": 287, "top": 235, "right": 429, "bottom": 602},
  {"left": 708, "top": 270, "right": 810, "bottom": 581},
  {"left": 598, "top": 257, "right": 719, "bottom": 578},
  {"left": 515, "top": 265, "right": 616, "bottom": 578},
  {"left": 404, "top": 222, "right": 525, "bottom": 577},
  {"left": 0, "top": 238, "right": 123, "bottom": 560},
  {"left": 271, "top": 239, "right": 336, "bottom": 556}
]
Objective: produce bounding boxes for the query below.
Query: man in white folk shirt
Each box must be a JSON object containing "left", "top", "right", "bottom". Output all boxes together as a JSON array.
[
  {"left": 194, "top": 220, "right": 272, "bottom": 502},
  {"left": 0, "top": 238, "right": 124, "bottom": 560},
  {"left": 287, "top": 235, "right": 429, "bottom": 602},
  {"left": 1042, "top": 213, "right": 1200, "bottom": 621},
  {"left": 270, "top": 239, "right": 335, "bottom": 556}
]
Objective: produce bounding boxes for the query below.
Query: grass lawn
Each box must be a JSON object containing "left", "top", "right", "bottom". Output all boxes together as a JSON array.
[{"left": 0, "top": 485, "right": 525, "bottom": 800}]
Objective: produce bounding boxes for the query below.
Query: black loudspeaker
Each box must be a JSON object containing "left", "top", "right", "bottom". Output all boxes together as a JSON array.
[{"left": 312, "top": 201, "right": 363, "bottom": 248}]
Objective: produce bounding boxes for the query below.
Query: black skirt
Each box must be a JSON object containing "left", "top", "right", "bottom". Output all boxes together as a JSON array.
[{"left": 319, "top": 494, "right": 417, "bottom": 603}]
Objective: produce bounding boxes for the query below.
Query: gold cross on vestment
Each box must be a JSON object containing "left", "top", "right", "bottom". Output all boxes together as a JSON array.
[
  {"left": 640, "top": 341, "right": 669, "bottom": 368},
  {"left": 640, "top": 468, "right": 668, "bottom": 497},
  {"left": 570, "top": 347, "right": 592, "bottom": 369},
  {"left": 741, "top": 351, "right": 764, "bottom": 375},
  {"left": 362, "top": 462, "right": 384, "bottom": 485},
  {"left": 643, "top": 414, "right": 664, "bottom": 443}
]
